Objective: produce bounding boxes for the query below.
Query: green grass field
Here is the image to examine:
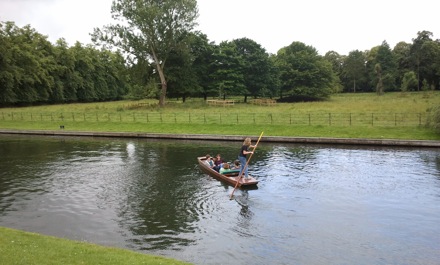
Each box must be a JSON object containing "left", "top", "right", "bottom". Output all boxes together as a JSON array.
[
  {"left": 0, "top": 92, "right": 439, "bottom": 140},
  {"left": 0, "top": 227, "right": 190, "bottom": 265}
]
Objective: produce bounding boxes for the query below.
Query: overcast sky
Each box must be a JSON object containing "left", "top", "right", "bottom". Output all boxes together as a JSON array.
[{"left": 0, "top": 0, "right": 438, "bottom": 55}]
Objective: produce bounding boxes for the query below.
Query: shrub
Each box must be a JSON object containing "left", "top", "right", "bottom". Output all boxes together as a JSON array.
[{"left": 427, "top": 105, "right": 440, "bottom": 133}]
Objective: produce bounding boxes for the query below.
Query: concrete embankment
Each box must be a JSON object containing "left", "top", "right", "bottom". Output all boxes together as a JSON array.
[{"left": 0, "top": 129, "right": 439, "bottom": 148}]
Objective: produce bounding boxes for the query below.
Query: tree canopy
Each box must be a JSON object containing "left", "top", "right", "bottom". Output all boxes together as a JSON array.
[
  {"left": 1, "top": 15, "right": 440, "bottom": 107},
  {"left": 92, "top": 0, "right": 199, "bottom": 106}
]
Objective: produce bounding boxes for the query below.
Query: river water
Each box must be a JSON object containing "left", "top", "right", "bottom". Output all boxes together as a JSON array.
[{"left": 0, "top": 134, "right": 439, "bottom": 265}]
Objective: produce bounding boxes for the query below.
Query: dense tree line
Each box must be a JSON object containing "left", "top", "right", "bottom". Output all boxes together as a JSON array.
[
  {"left": 1, "top": 1, "right": 440, "bottom": 107},
  {"left": 0, "top": 21, "right": 129, "bottom": 106},
  {"left": 332, "top": 31, "right": 440, "bottom": 93}
]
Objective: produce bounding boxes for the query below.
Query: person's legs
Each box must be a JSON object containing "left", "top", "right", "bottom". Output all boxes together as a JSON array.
[{"left": 238, "top": 156, "right": 247, "bottom": 178}]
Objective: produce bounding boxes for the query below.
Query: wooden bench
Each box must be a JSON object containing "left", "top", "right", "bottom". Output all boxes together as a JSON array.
[
  {"left": 207, "top": 100, "right": 235, "bottom": 107},
  {"left": 250, "top": 99, "right": 277, "bottom": 106}
]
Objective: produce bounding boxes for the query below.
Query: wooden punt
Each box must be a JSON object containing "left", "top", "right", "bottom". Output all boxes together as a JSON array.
[{"left": 197, "top": 156, "right": 258, "bottom": 187}]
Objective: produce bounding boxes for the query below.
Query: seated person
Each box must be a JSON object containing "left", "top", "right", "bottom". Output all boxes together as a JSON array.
[
  {"left": 232, "top": 160, "right": 240, "bottom": 169},
  {"left": 205, "top": 154, "right": 215, "bottom": 168},
  {"left": 213, "top": 155, "right": 223, "bottom": 172},
  {"left": 219, "top": 163, "right": 231, "bottom": 174}
]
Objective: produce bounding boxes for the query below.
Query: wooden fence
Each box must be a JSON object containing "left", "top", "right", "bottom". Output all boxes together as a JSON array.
[{"left": 1, "top": 111, "right": 427, "bottom": 127}]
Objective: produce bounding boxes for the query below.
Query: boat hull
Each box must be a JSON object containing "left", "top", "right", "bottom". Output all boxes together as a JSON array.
[{"left": 197, "top": 156, "right": 258, "bottom": 187}]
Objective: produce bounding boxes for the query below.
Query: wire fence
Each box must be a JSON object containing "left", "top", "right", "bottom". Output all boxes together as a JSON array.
[{"left": 0, "top": 111, "right": 427, "bottom": 127}]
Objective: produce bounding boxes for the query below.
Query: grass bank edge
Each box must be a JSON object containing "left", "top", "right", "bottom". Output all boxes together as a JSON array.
[
  {"left": 0, "top": 121, "right": 439, "bottom": 141},
  {"left": 0, "top": 226, "right": 191, "bottom": 265}
]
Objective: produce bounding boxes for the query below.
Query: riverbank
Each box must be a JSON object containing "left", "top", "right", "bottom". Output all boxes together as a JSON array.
[
  {"left": 0, "top": 129, "right": 439, "bottom": 148},
  {"left": 0, "top": 227, "right": 191, "bottom": 265}
]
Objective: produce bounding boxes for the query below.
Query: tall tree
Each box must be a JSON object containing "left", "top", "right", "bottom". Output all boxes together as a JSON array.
[
  {"left": 324, "top": 51, "right": 344, "bottom": 93},
  {"left": 92, "top": 0, "right": 199, "bottom": 106},
  {"left": 393, "top": 41, "right": 411, "bottom": 89},
  {"left": 373, "top": 41, "right": 398, "bottom": 91},
  {"left": 410, "top": 30, "right": 433, "bottom": 90},
  {"left": 210, "top": 41, "right": 245, "bottom": 99},
  {"left": 275, "top": 41, "right": 334, "bottom": 100},
  {"left": 343, "top": 50, "right": 366, "bottom": 93},
  {"left": 232, "top": 37, "right": 273, "bottom": 100}
]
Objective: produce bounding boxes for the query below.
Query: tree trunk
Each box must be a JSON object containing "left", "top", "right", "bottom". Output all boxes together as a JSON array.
[{"left": 152, "top": 49, "right": 167, "bottom": 107}]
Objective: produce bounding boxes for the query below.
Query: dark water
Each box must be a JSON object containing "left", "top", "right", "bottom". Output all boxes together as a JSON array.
[{"left": 0, "top": 134, "right": 439, "bottom": 265}]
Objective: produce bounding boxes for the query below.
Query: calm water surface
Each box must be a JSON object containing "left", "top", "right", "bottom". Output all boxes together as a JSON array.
[{"left": 0, "top": 134, "right": 439, "bottom": 265}]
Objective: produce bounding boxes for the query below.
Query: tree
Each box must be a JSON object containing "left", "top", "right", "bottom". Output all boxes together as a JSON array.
[
  {"left": 210, "top": 41, "right": 246, "bottom": 99},
  {"left": 232, "top": 38, "right": 273, "bottom": 100},
  {"left": 393, "top": 41, "right": 412, "bottom": 89},
  {"left": 324, "top": 51, "right": 343, "bottom": 93},
  {"left": 373, "top": 41, "right": 398, "bottom": 91},
  {"left": 92, "top": 0, "right": 199, "bottom": 107},
  {"left": 410, "top": 30, "right": 433, "bottom": 90},
  {"left": 374, "top": 63, "right": 384, "bottom": 95},
  {"left": 275, "top": 41, "right": 334, "bottom": 100},
  {"left": 401, "top": 71, "right": 418, "bottom": 92},
  {"left": 343, "top": 50, "right": 366, "bottom": 92}
]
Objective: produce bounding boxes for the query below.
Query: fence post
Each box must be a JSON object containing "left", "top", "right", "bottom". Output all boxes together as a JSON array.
[
  {"left": 349, "top": 113, "right": 352, "bottom": 126},
  {"left": 371, "top": 113, "right": 374, "bottom": 126},
  {"left": 175, "top": 113, "right": 177, "bottom": 123},
  {"left": 308, "top": 114, "right": 311, "bottom": 125},
  {"left": 236, "top": 114, "right": 238, "bottom": 124},
  {"left": 72, "top": 113, "right": 75, "bottom": 121}
]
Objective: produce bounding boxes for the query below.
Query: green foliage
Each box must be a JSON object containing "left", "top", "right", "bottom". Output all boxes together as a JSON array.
[
  {"left": 0, "top": 22, "right": 129, "bottom": 106},
  {"left": 232, "top": 38, "right": 277, "bottom": 98},
  {"left": 92, "top": 0, "right": 199, "bottom": 106},
  {"left": 342, "top": 50, "right": 367, "bottom": 92},
  {"left": 427, "top": 105, "right": 440, "bottom": 133},
  {"left": 275, "top": 41, "right": 333, "bottom": 100},
  {"left": 401, "top": 71, "right": 418, "bottom": 92}
]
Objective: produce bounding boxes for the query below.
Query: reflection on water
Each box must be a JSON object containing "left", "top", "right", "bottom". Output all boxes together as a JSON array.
[{"left": 0, "top": 134, "right": 440, "bottom": 265}]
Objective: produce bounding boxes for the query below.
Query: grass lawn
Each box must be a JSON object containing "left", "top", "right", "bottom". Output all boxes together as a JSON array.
[
  {"left": 0, "top": 227, "right": 190, "bottom": 265},
  {"left": 1, "top": 92, "right": 439, "bottom": 140}
]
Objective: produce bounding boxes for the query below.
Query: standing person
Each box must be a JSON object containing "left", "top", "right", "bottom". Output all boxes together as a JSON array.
[{"left": 238, "top": 137, "right": 255, "bottom": 179}]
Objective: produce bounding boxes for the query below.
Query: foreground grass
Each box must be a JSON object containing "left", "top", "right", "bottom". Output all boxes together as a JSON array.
[
  {"left": 0, "top": 92, "right": 439, "bottom": 140},
  {"left": 0, "top": 227, "right": 190, "bottom": 265}
]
